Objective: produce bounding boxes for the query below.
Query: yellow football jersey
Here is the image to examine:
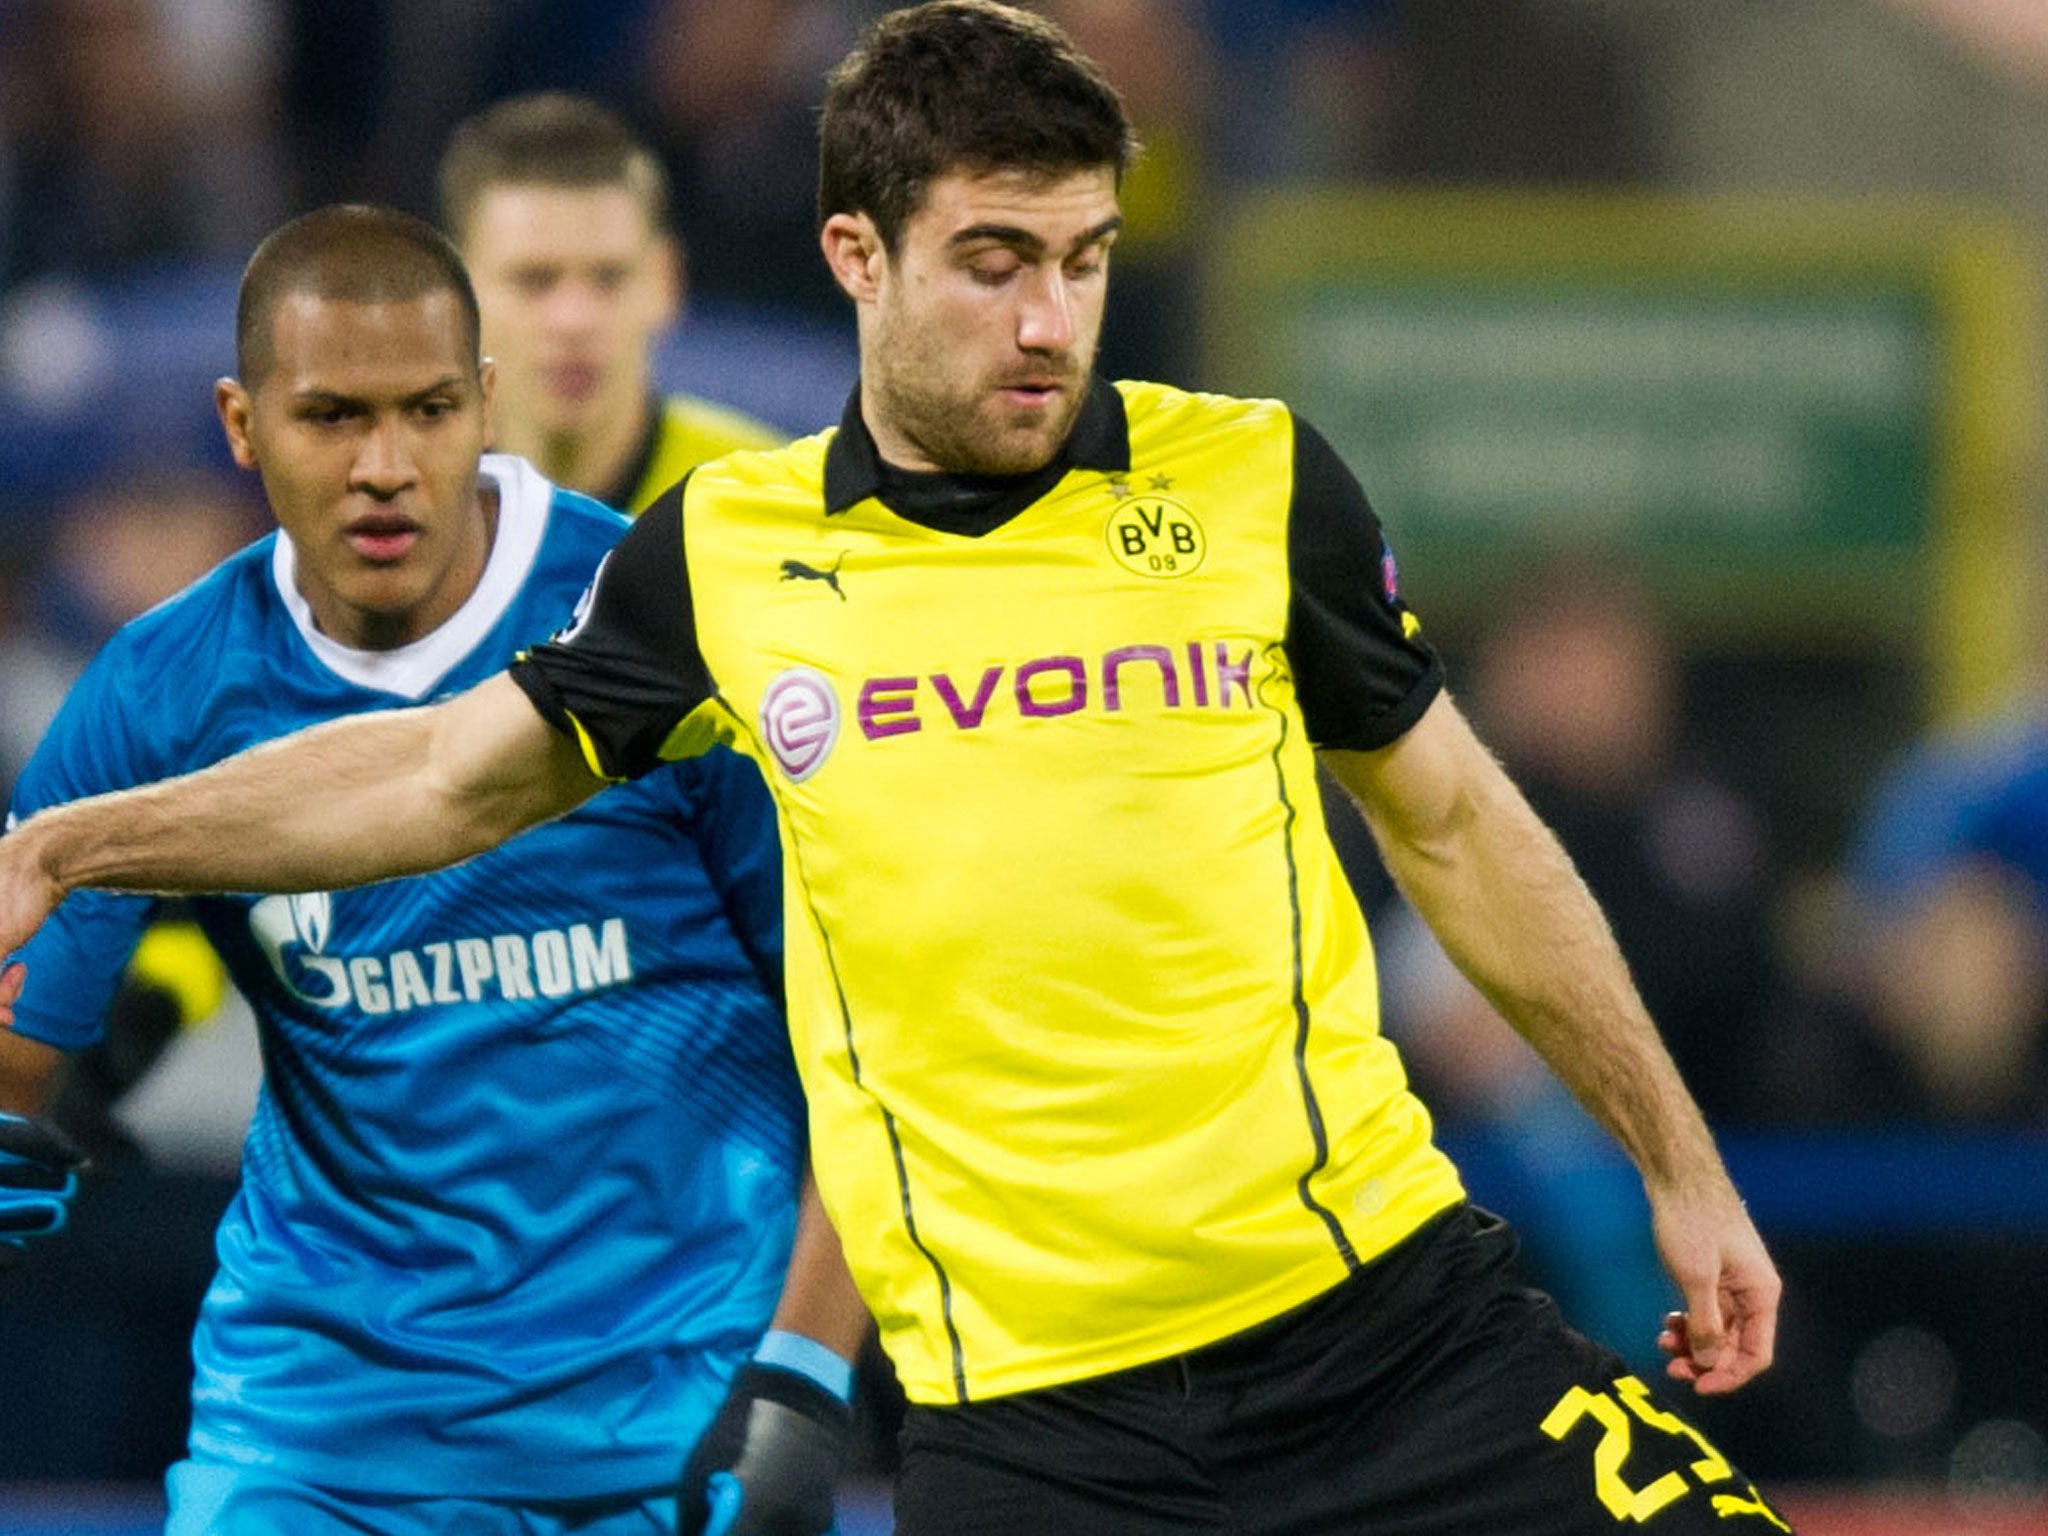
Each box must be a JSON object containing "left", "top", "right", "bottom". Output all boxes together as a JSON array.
[
  {"left": 621, "top": 394, "right": 783, "bottom": 514},
  {"left": 517, "top": 380, "right": 1466, "bottom": 1404}
]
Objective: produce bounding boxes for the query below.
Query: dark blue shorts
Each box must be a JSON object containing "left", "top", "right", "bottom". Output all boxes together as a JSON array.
[{"left": 893, "top": 1205, "right": 1793, "bottom": 1535}]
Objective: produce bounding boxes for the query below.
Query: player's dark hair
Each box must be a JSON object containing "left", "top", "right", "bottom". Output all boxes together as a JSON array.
[
  {"left": 438, "top": 91, "right": 671, "bottom": 242},
  {"left": 818, "top": 0, "right": 1137, "bottom": 253},
  {"left": 235, "top": 204, "right": 481, "bottom": 388}
]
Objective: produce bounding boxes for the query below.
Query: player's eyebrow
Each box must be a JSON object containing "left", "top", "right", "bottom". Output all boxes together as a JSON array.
[
  {"left": 288, "top": 387, "right": 362, "bottom": 411},
  {"left": 290, "top": 374, "right": 471, "bottom": 410},
  {"left": 402, "top": 373, "right": 472, "bottom": 404},
  {"left": 948, "top": 214, "right": 1124, "bottom": 259}
]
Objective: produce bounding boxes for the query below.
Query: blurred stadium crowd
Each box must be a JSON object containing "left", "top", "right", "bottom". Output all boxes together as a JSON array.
[{"left": 5, "top": 0, "right": 2048, "bottom": 1520}]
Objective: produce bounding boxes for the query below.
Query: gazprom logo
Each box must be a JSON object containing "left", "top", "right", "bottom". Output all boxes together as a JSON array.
[
  {"left": 249, "top": 891, "right": 633, "bottom": 1015},
  {"left": 760, "top": 666, "right": 840, "bottom": 782},
  {"left": 251, "top": 892, "right": 347, "bottom": 1008}
]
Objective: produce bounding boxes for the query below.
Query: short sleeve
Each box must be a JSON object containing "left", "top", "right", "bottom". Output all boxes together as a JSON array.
[
  {"left": 6, "top": 651, "right": 164, "bottom": 1049},
  {"left": 511, "top": 481, "right": 719, "bottom": 779},
  {"left": 1285, "top": 415, "right": 1444, "bottom": 750}
]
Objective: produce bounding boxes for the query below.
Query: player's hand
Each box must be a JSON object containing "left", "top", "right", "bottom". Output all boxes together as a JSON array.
[
  {"left": 0, "top": 1106, "right": 86, "bottom": 1265},
  {"left": 1648, "top": 1179, "right": 1780, "bottom": 1396},
  {"left": 677, "top": 1332, "right": 855, "bottom": 1536}
]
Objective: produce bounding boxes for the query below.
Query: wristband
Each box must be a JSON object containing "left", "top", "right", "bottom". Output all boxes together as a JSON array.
[{"left": 753, "top": 1328, "right": 855, "bottom": 1404}]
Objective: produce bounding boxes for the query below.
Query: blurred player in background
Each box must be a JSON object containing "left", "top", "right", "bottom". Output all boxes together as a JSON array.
[
  {"left": 440, "top": 91, "right": 781, "bottom": 515},
  {"left": 0, "top": 4, "right": 1795, "bottom": 1533},
  {"left": 0, "top": 205, "right": 865, "bottom": 1536}
]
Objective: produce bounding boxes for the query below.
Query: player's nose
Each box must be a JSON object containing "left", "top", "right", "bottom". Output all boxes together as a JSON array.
[
  {"left": 348, "top": 417, "right": 417, "bottom": 497},
  {"left": 1016, "top": 266, "right": 1076, "bottom": 354},
  {"left": 541, "top": 278, "right": 605, "bottom": 335}
]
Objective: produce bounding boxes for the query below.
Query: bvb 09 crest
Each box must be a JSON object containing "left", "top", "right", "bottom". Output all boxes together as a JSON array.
[{"left": 1106, "top": 497, "right": 1206, "bottom": 579}]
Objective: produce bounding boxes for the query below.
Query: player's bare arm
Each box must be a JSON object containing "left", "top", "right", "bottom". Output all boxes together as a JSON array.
[
  {"left": 0, "top": 1017, "right": 63, "bottom": 1116},
  {"left": 770, "top": 1175, "right": 878, "bottom": 1358},
  {"left": 676, "top": 1173, "right": 873, "bottom": 1536},
  {"left": 1322, "top": 690, "right": 1781, "bottom": 1396},
  {"left": 0, "top": 674, "right": 596, "bottom": 962}
]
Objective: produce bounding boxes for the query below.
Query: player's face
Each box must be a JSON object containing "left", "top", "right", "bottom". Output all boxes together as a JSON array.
[
  {"left": 850, "top": 165, "right": 1120, "bottom": 475},
  {"left": 215, "top": 289, "right": 495, "bottom": 651},
  {"left": 462, "top": 184, "right": 677, "bottom": 444}
]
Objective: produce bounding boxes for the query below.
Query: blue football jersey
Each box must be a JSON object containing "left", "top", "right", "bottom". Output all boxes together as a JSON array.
[{"left": 7, "top": 455, "right": 805, "bottom": 1497}]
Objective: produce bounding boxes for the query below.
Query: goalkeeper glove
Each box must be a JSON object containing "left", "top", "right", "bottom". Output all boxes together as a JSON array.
[
  {"left": 0, "top": 1110, "right": 85, "bottom": 1261},
  {"left": 677, "top": 1329, "right": 855, "bottom": 1536}
]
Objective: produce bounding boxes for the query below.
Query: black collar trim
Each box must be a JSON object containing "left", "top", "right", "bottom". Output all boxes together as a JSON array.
[
  {"left": 822, "top": 377, "right": 1131, "bottom": 517},
  {"left": 598, "top": 390, "right": 667, "bottom": 512}
]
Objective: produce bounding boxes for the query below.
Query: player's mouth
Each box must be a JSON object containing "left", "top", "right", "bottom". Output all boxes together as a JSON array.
[
  {"left": 997, "top": 376, "right": 1065, "bottom": 409},
  {"left": 345, "top": 516, "right": 423, "bottom": 564},
  {"left": 543, "top": 362, "right": 603, "bottom": 403}
]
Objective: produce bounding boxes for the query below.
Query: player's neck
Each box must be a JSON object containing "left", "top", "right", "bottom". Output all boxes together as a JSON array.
[{"left": 511, "top": 392, "right": 656, "bottom": 505}]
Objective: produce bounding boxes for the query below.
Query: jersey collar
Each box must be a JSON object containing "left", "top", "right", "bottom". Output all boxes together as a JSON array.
[
  {"left": 822, "top": 375, "right": 1131, "bottom": 516},
  {"left": 272, "top": 452, "right": 553, "bottom": 700},
  {"left": 595, "top": 388, "right": 667, "bottom": 513}
]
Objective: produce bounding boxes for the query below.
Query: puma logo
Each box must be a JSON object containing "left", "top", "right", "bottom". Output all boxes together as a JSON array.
[{"left": 779, "top": 554, "right": 847, "bottom": 600}]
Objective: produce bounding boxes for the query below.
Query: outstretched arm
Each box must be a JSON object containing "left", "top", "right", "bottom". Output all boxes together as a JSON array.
[
  {"left": 0, "top": 674, "right": 599, "bottom": 959},
  {"left": 1323, "top": 691, "right": 1779, "bottom": 1395}
]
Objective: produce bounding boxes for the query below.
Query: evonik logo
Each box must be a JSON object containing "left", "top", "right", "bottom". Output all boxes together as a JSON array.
[
  {"left": 857, "top": 641, "right": 1255, "bottom": 740},
  {"left": 757, "top": 642, "right": 1254, "bottom": 780},
  {"left": 760, "top": 666, "right": 840, "bottom": 782},
  {"left": 249, "top": 891, "right": 634, "bottom": 1016}
]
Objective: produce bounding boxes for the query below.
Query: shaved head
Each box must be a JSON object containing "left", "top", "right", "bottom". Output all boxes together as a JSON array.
[{"left": 235, "top": 204, "right": 481, "bottom": 389}]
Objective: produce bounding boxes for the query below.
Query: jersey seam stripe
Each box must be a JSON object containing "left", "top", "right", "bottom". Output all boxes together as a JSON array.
[
  {"left": 808, "top": 870, "right": 971, "bottom": 1405},
  {"left": 1266, "top": 642, "right": 1361, "bottom": 1271},
  {"left": 741, "top": 709, "right": 973, "bottom": 1403},
  {"left": 878, "top": 1102, "right": 970, "bottom": 1401}
]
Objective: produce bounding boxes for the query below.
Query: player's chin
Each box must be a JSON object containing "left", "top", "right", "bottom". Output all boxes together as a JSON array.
[
  {"left": 537, "top": 403, "right": 600, "bottom": 437},
  {"left": 959, "top": 434, "right": 1057, "bottom": 477},
  {"left": 341, "top": 569, "right": 435, "bottom": 617},
  {"left": 980, "top": 412, "right": 1072, "bottom": 473}
]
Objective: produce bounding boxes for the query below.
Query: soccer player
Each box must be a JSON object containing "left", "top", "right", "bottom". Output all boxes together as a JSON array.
[
  {"left": 0, "top": 205, "right": 866, "bottom": 1536},
  {"left": 0, "top": 6, "right": 1796, "bottom": 1532},
  {"left": 439, "top": 91, "right": 782, "bottom": 514}
]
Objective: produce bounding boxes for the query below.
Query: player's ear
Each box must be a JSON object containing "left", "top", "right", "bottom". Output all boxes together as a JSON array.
[
  {"left": 821, "top": 214, "right": 885, "bottom": 303},
  {"left": 656, "top": 233, "right": 684, "bottom": 328},
  {"left": 214, "top": 378, "right": 260, "bottom": 471}
]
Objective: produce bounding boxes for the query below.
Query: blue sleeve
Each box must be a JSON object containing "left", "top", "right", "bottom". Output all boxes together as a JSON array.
[
  {"left": 5, "top": 643, "right": 164, "bottom": 1050},
  {"left": 679, "top": 748, "right": 785, "bottom": 1009}
]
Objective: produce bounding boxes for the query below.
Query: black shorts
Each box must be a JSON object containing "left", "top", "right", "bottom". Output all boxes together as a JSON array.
[{"left": 893, "top": 1205, "right": 1793, "bottom": 1535}]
